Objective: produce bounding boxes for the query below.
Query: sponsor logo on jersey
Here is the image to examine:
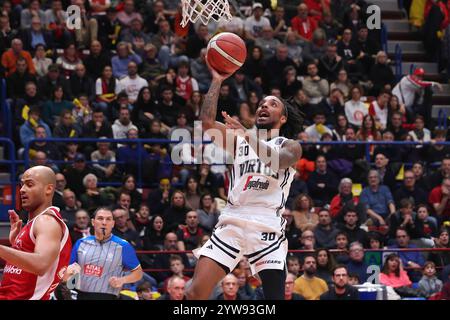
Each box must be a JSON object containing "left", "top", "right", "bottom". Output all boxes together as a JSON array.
[
  {"left": 243, "top": 176, "right": 270, "bottom": 191},
  {"left": 255, "top": 260, "right": 282, "bottom": 267},
  {"left": 14, "top": 230, "right": 26, "bottom": 249},
  {"left": 84, "top": 264, "right": 103, "bottom": 277},
  {"left": 206, "top": 244, "right": 213, "bottom": 250},
  {"left": 14, "top": 239, "right": 22, "bottom": 249},
  {"left": 239, "top": 159, "right": 278, "bottom": 178},
  {"left": 4, "top": 265, "right": 23, "bottom": 275}
]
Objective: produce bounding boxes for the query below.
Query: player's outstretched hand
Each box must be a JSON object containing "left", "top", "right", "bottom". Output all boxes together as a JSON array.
[
  {"left": 9, "top": 210, "right": 22, "bottom": 245},
  {"left": 205, "top": 56, "right": 233, "bottom": 82},
  {"left": 222, "top": 111, "right": 245, "bottom": 131},
  {"left": 109, "top": 276, "right": 125, "bottom": 289}
]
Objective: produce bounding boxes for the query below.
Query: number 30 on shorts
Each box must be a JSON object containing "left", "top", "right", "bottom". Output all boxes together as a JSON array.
[{"left": 261, "top": 232, "right": 276, "bottom": 241}]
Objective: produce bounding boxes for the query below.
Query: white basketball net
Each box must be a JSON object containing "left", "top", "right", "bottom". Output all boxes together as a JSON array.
[{"left": 180, "top": 0, "right": 233, "bottom": 27}]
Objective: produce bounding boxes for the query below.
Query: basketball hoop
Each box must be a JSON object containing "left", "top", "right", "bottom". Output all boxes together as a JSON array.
[{"left": 180, "top": 0, "right": 233, "bottom": 27}]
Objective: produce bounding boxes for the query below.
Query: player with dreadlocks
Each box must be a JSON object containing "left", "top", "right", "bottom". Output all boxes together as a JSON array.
[{"left": 186, "top": 60, "right": 303, "bottom": 300}]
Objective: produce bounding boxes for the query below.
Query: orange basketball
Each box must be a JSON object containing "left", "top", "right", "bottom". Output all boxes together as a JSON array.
[{"left": 206, "top": 32, "right": 247, "bottom": 75}]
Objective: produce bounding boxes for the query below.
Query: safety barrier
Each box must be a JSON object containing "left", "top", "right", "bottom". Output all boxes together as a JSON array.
[
  {"left": 0, "top": 138, "right": 16, "bottom": 219},
  {"left": 438, "top": 109, "right": 448, "bottom": 130},
  {"left": 0, "top": 137, "right": 444, "bottom": 220},
  {"left": 395, "top": 43, "right": 403, "bottom": 82},
  {"left": 381, "top": 23, "right": 388, "bottom": 53},
  {"left": 24, "top": 137, "right": 192, "bottom": 190},
  {"left": 0, "top": 79, "right": 12, "bottom": 139}
]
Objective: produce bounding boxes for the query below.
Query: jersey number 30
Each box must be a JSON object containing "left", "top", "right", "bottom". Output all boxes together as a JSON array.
[
  {"left": 239, "top": 145, "right": 249, "bottom": 156},
  {"left": 261, "top": 232, "right": 276, "bottom": 241}
]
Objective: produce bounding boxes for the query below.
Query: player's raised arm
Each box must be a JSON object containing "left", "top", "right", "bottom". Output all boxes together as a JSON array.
[
  {"left": 200, "top": 60, "right": 234, "bottom": 148},
  {"left": 0, "top": 212, "right": 62, "bottom": 276}
]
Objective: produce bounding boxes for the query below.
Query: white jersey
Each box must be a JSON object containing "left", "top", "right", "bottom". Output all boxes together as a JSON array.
[{"left": 227, "top": 135, "right": 296, "bottom": 215}]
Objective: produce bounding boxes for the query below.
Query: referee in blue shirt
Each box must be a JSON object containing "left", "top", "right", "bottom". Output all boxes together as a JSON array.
[{"left": 64, "top": 207, "right": 143, "bottom": 300}]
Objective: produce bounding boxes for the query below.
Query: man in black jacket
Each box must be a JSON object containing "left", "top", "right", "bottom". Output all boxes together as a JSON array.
[
  {"left": 387, "top": 112, "right": 408, "bottom": 141},
  {"left": 307, "top": 155, "right": 339, "bottom": 207},
  {"left": 29, "top": 125, "right": 62, "bottom": 161},
  {"left": 318, "top": 42, "right": 343, "bottom": 83},
  {"left": 216, "top": 83, "right": 238, "bottom": 122},
  {"left": 426, "top": 156, "right": 450, "bottom": 190},
  {"left": 112, "top": 207, "right": 142, "bottom": 249},
  {"left": 6, "top": 57, "right": 36, "bottom": 99},
  {"left": 227, "top": 69, "right": 263, "bottom": 103},
  {"left": 53, "top": 173, "right": 66, "bottom": 209},
  {"left": 314, "top": 208, "right": 340, "bottom": 249},
  {"left": 69, "top": 64, "right": 95, "bottom": 101},
  {"left": 339, "top": 207, "right": 369, "bottom": 247},
  {"left": 354, "top": 25, "right": 380, "bottom": 77},
  {"left": 63, "top": 154, "right": 95, "bottom": 197},
  {"left": 69, "top": 209, "right": 93, "bottom": 244},
  {"left": 316, "top": 88, "right": 345, "bottom": 126},
  {"left": 373, "top": 151, "right": 397, "bottom": 191},
  {"left": 37, "top": 63, "right": 71, "bottom": 100},
  {"left": 147, "top": 178, "right": 173, "bottom": 215},
  {"left": 0, "top": 15, "right": 19, "bottom": 56},
  {"left": 338, "top": 127, "right": 366, "bottom": 162},
  {"left": 394, "top": 170, "right": 428, "bottom": 207},
  {"left": 320, "top": 265, "right": 359, "bottom": 300},
  {"left": 373, "top": 130, "right": 405, "bottom": 163},
  {"left": 82, "top": 40, "right": 112, "bottom": 79},
  {"left": 337, "top": 29, "right": 363, "bottom": 82},
  {"left": 82, "top": 108, "right": 114, "bottom": 155},
  {"left": 156, "top": 87, "right": 184, "bottom": 127},
  {"left": 388, "top": 198, "right": 421, "bottom": 240},
  {"left": 83, "top": 108, "right": 114, "bottom": 138},
  {"left": 185, "top": 24, "right": 209, "bottom": 59},
  {"left": 264, "top": 44, "right": 297, "bottom": 91}
]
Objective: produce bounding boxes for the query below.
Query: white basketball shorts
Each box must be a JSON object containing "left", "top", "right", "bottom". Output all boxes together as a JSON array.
[{"left": 194, "top": 207, "right": 288, "bottom": 275}]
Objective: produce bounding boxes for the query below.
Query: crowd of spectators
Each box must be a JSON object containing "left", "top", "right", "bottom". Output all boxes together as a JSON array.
[{"left": 1, "top": 0, "right": 450, "bottom": 300}]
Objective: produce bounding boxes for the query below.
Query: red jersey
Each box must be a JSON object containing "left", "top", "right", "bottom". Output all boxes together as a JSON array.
[
  {"left": 429, "top": 186, "right": 450, "bottom": 217},
  {"left": 304, "top": 0, "right": 331, "bottom": 22},
  {"left": 290, "top": 16, "right": 318, "bottom": 41},
  {"left": 175, "top": 76, "right": 194, "bottom": 101},
  {"left": 0, "top": 206, "right": 72, "bottom": 300}
]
